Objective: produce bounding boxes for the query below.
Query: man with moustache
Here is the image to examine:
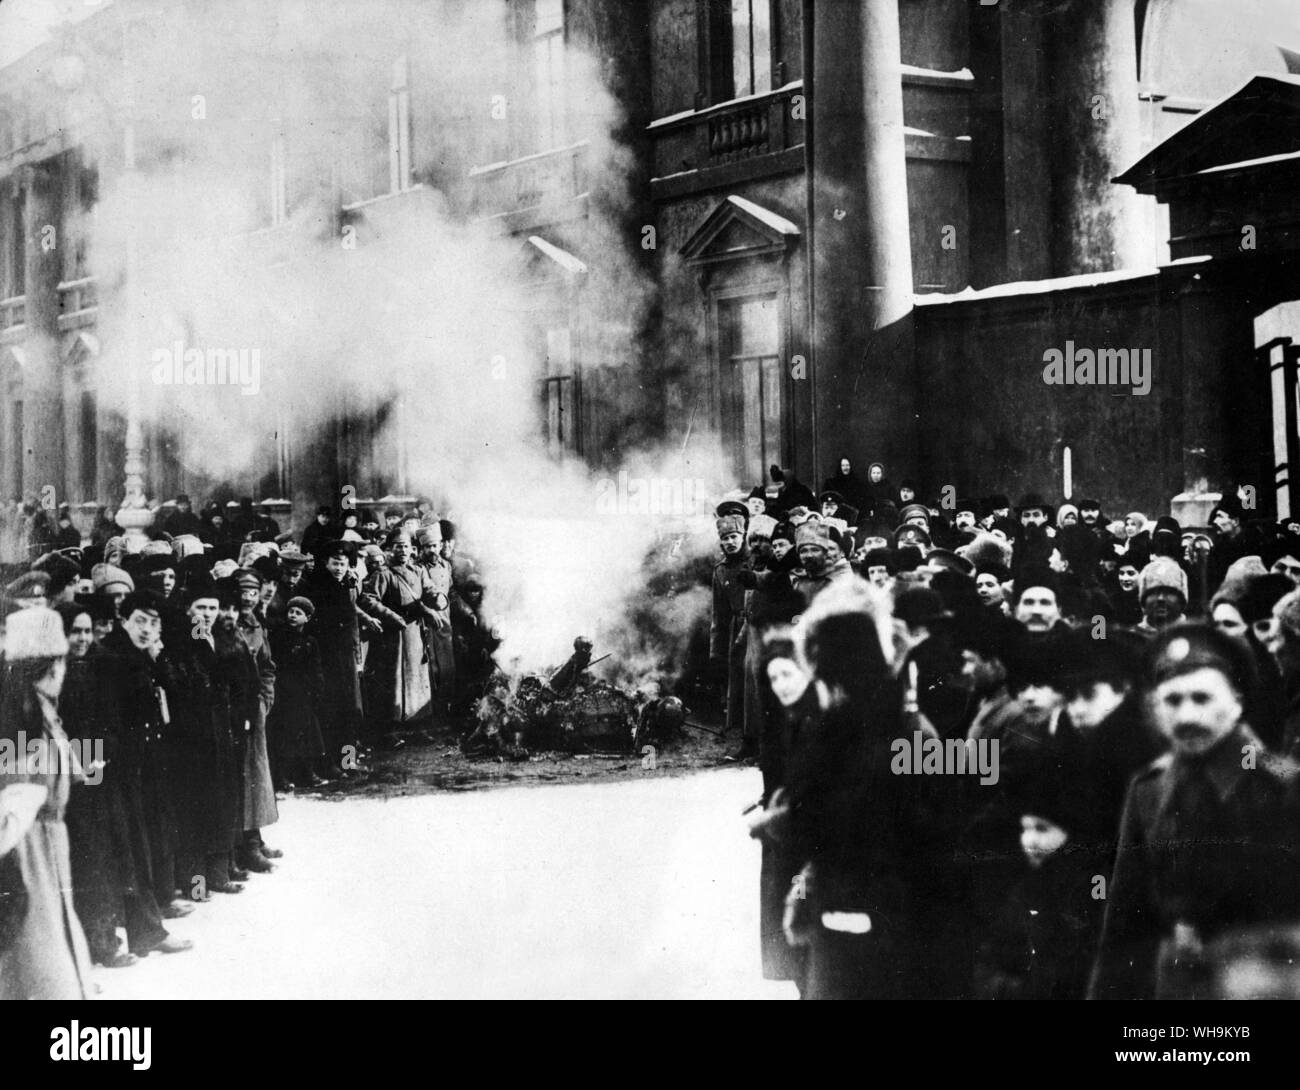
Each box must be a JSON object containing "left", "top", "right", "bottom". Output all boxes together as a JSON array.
[
  {"left": 1090, "top": 625, "right": 1300, "bottom": 1000},
  {"left": 1012, "top": 572, "right": 1062, "bottom": 636},
  {"left": 710, "top": 501, "right": 752, "bottom": 755},
  {"left": 790, "top": 521, "right": 853, "bottom": 607}
]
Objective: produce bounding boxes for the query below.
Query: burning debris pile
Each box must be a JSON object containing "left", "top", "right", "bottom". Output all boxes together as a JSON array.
[{"left": 463, "top": 636, "right": 692, "bottom": 761}]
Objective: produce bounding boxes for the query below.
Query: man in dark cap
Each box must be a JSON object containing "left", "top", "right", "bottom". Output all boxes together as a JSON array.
[
  {"left": 1090, "top": 624, "right": 1300, "bottom": 1000},
  {"left": 5, "top": 569, "right": 50, "bottom": 609},
  {"left": 711, "top": 507, "right": 752, "bottom": 758}
]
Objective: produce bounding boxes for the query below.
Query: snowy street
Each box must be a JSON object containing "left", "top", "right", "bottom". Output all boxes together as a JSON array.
[{"left": 93, "top": 766, "right": 795, "bottom": 1000}]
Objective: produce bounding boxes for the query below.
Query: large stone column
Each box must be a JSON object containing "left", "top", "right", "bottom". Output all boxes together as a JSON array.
[
  {"left": 1049, "top": 0, "right": 1153, "bottom": 274},
  {"left": 20, "top": 162, "right": 66, "bottom": 504},
  {"left": 810, "top": 0, "right": 916, "bottom": 482}
]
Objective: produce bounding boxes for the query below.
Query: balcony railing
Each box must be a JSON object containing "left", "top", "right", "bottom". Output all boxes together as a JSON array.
[
  {"left": 58, "top": 277, "right": 97, "bottom": 316},
  {"left": 0, "top": 295, "right": 24, "bottom": 332},
  {"left": 650, "top": 81, "right": 805, "bottom": 180},
  {"left": 468, "top": 140, "right": 589, "bottom": 219}
]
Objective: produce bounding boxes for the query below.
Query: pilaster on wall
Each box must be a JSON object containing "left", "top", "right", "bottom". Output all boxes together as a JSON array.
[
  {"left": 1047, "top": 0, "right": 1153, "bottom": 275},
  {"left": 810, "top": 0, "right": 916, "bottom": 482},
  {"left": 18, "top": 160, "right": 65, "bottom": 504}
]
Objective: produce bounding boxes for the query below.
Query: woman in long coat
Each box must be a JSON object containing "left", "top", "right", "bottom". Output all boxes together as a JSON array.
[
  {"left": 0, "top": 607, "right": 93, "bottom": 999},
  {"left": 361, "top": 531, "right": 440, "bottom": 737},
  {"left": 770, "top": 579, "right": 944, "bottom": 999}
]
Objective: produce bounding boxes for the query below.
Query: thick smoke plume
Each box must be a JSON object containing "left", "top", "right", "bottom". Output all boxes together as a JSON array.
[{"left": 67, "top": 0, "right": 726, "bottom": 680}]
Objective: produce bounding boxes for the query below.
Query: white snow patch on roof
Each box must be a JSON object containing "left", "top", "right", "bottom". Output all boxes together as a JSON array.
[
  {"left": 900, "top": 64, "right": 975, "bottom": 82},
  {"left": 527, "top": 236, "right": 588, "bottom": 275},
  {"left": 913, "top": 263, "right": 1211, "bottom": 305},
  {"left": 726, "top": 195, "right": 800, "bottom": 235}
]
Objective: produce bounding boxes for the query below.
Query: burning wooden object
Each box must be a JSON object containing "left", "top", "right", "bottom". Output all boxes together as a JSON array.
[{"left": 462, "top": 636, "right": 691, "bottom": 760}]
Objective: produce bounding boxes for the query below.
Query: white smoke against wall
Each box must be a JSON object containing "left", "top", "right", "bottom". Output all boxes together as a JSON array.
[{"left": 72, "top": 0, "right": 730, "bottom": 679}]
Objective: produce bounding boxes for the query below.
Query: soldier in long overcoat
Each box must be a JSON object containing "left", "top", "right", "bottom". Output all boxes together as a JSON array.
[
  {"left": 233, "top": 569, "right": 279, "bottom": 868},
  {"left": 360, "top": 530, "right": 441, "bottom": 739}
]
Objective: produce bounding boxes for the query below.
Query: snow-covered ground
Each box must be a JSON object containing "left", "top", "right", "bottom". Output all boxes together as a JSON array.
[{"left": 93, "top": 765, "right": 795, "bottom": 999}]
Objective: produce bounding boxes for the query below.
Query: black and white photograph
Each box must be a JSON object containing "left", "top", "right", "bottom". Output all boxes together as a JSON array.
[{"left": 1, "top": 0, "right": 1299, "bottom": 1041}]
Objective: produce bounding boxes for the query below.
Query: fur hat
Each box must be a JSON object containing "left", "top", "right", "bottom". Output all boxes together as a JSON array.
[
  {"left": 286, "top": 595, "right": 315, "bottom": 619},
  {"left": 415, "top": 524, "right": 442, "bottom": 548},
  {"left": 172, "top": 533, "right": 206, "bottom": 558},
  {"left": 140, "top": 553, "right": 177, "bottom": 576},
  {"left": 1138, "top": 557, "right": 1188, "bottom": 602},
  {"left": 922, "top": 549, "right": 974, "bottom": 577},
  {"left": 1273, "top": 588, "right": 1300, "bottom": 641},
  {"left": 958, "top": 531, "right": 1013, "bottom": 573},
  {"left": 794, "top": 521, "right": 830, "bottom": 549},
  {"left": 894, "top": 586, "right": 952, "bottom": 628},
  {"left": 748, "top": 513, "right": 778, "bottom": 540},
  {"left": 1211, "top": 556, "right": 1267, "bottom": 609},
  {"left": 3, "top": 606, "right": 69, "bottom": 660},
  {"left": 91, "top": 563, "right": 134, "bottom": 595},
  {"left": 140, "top": 539, "right": 173, "bottom": 558},
  {"left": 238, "top": 541, "right": 276, "bottom": 568},
  {"left": 211, "top": 558, "right": 239, "bottom": 580},
  {"left": 863, "top": 547, "right": 895, "bottom": 572},
  {"left": 715, "top": 514, "right": 745, "bottom": 537},
  {"left": 1240, "top": 573, "right": 1295, "bottom": 624},
  {"left": 5, "top": 570, "right": 51, "bottom": 600},
  {"left": 795, "top": 576, "right": 892, "bottom": 697}
]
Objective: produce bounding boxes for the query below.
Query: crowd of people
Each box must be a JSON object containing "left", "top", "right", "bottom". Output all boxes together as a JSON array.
[
  {"left": 8, "top": 454, "right": 1300, "bottom": 1001},
  {"left": 0, "top": 495, "right": 495, "bottom": 999},
  {"left": 721, "top": 459, "right": 1300, "bottom": 999}
]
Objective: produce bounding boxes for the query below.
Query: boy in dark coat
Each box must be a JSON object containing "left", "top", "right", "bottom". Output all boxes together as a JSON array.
[
  {"left": 268, "top": 597, "right": 327, "bottom": 790},
  {"left": 975, "top": 771, "right": 1105, "bottom": 1000}
]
